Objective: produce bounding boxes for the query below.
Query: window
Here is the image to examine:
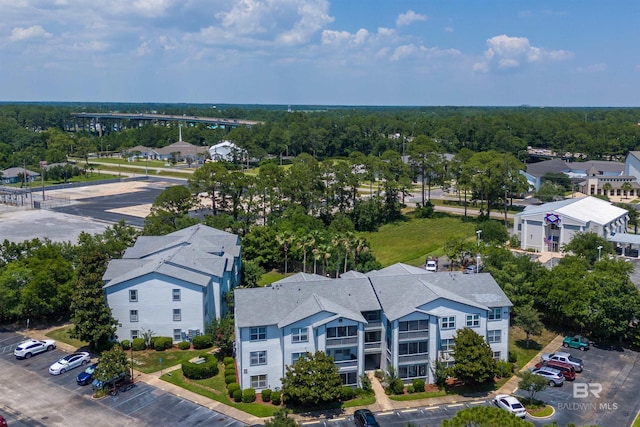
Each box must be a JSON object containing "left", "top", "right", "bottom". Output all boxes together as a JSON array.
[
  {"left": 399, "top": 364, "right": 427, "bottom": 379},
  {"left": 250, "top": 375, "right": 267, "bottom": 389},
  {"left": 326, "top": 325, "right": 357, "bottom": 338},
  {"left": 130, "top": 310, "right": 138, "bottom": 322},
  {"left": 398, "top": 341, "right": 428, "bottom": 355},
  {"left": 441, "top": 338, "right": 454, "bottom": 352},
  {"left": 173, "top": 309, "right": 181, "bottom": 321},
  {"left": 131, "top": 330, "right": 139, "bottom": 339},
  {"left": 441, "top": 316, "right": 455, "bottom": 329},
  {"left": 291, "top": 327, "right": 308, "bottom": 343},
  {"left": 493, "top": 351, "right": 501, "bottom": 360},
  {"left": 129, "top": 289, "right": 138, "bottom": 302},
  {"left": 250, "top": 327, "right": 266, "bottom": 341},
  {"left": 250, "top": 351, "right": 267, "bottom": 366},
  {"left": 399, "top": 319, "right": 429, "bottom": 331},
  {"left": 466, "top": 314, "right": 480, "bottom": 327},
  {"left": 172, "top": 289, "right": 181, "bottom": 301},
  {"left": 488, "top": 308, "right": 502, "bottom": 321},
  {"left": 173, "top": 329, "right": 182, "bottom": 341},
  {"left": 291, "top": 352, "right": 305, "bottom": 364},
  {"left": 339, "top": 372, "right": 357, "bottom": 386},
  {"left": 487, "top": 330, "right": 501, "bottom": 343}
]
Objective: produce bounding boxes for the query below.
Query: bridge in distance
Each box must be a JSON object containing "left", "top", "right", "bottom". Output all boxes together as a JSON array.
[{"left": 71, "top": 112, "right": 262, "bottom": 134}]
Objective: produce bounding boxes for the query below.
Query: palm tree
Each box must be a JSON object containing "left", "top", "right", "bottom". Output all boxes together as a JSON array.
[
  {"left": 275, "top": 231, "right": 293, "bottom": 274},
  {"left": 621, "top": 181, "right": 633, "bottom": 200},
  {"left": 602, "top": 182, "right": 613, "bottom": 198}
]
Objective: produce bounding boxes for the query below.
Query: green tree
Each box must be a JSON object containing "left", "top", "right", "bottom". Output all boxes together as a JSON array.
[
  {"left": 264, "top": 408, "right": 297, "bottom": 427},
  {"left": 621, "top": 181, "right": 633, "bottom": 199},
  {"left": 535, "top": 181, "right": 565, "bottom": 202},
  {"left": 242, "top": 260, "right": 265, "bottom": 288},
  {"left": 440, "top": 405, "right": 532, "bottom": 427},
  {"left": 92, "top": 345, "right": 131, "bottom": 390},
  {"left": 450, "top": 328, "right": 497, "bottom": 385},
  {"left": 477, "top": 220, "right": 509, "bottom": 246},
  {"left": 206, "top": 314, "right": 235, "bottom": 356},
  {"left": 518, "top": 370, "right": 549, "bottom": 401},
  {"left": 281, "top": 351, "right": 342, "bottom": 406},
  {"left": 513, "top": 304, "right": 544, "bottom": 348},
  {"left": 561, "top": 231, "right": 613, "bottom": 265},
  {"left": 143, "top": 185, "right": 197, "bottom": 235},
  {"left": 70, "top": 251, "right": 117, "bottom": 350}
]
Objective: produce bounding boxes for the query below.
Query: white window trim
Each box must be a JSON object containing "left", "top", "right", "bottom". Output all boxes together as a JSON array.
[
  {"left": 466, "top": 314, "right": 480, "bottom": 327},
  {"left": 291, "top": 327, "right": 308, "bottom": 343},
  {"left": 441, "top": 316, "right": 455, "bottom": 329},
  {"left": 250, "top": 350, "right": 267, "bottom": 366}
]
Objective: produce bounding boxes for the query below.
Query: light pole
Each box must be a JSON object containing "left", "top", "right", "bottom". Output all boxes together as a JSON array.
[
  {"left": 476, "top": 230, "right": 482, "bottom": 247},
  {"left": 597, "top": 245, "right": 603, "bottom": 262},
  {"left": 476, "top": 254, "right": 481, "bottom": 273}
]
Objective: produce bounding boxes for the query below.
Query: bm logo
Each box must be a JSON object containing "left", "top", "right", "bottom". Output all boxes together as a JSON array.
[{"left": 573, "top": 383, "right": 602, "bottom": 398}]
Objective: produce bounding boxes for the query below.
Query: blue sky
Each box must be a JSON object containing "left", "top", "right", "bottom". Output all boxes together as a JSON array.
[{"left": 0, "top": 0, "right": 638, "bottom": 106}]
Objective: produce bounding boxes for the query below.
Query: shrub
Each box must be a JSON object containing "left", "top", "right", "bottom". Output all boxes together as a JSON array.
[
  {"left": 242, "top": 388, "right": 256, "bottom": 403},
  {"left": 182, "top": 354, "right": 219, "bottom": 380},
  {"left": 374, "top": 370, "right": 384, "bottom": 380},
  {"left": 261, "top": 389, "right": 272, "bottom": 402},
  {"left": 340, "top": 386, "right": 355, "bottom": 401},
  {"left": 192, "top": 335, "right": 214, "bottom": 350},
  {"left": 178, "top": 341, "right": 191, "bottom": 350},
  {"left": 223, "top": 357, "right": 235, "bottom": 366},
  {"left": 496, "top": 360, "right": 514, "bottom": 378},
  {"left": 406, "top": 385, "right": 415, "bottom": 394},
  {"left": 508, "top": 351, "right": 518, "bottom": 363},
  {"left": 233, "top": 389, "right": 243, "bottom": 403},
  {"left": 227, "top": 383, "right": 240, "bottom": 398},
  {"left": 271, "top": 391, "right": 281, "bottom": 405},
  {"left": 225, "top": 374, "right": 237, "bottom": 385},
  {"left": 154, "top": 337, "right": 173, "bottom": 351},
  {"left": 412, "top": 379, "right": 425, "bottom": 393},
  {"left": 387, "top": 378, "right": 405, "bottom": 395},
  {"left": 359, "top": 374, "right": 372, "bottom": 391},
  {"left": 120, "top": 339, "right": 131, "bottom": 350},
  {"left": 224, "top": 367, "right": 236, "bottom": 377},
  {"left": 132, "top": 338, "right": 146, "bottom": 351}
]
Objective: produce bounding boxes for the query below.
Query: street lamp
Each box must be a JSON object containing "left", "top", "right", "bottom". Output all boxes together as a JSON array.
[
  {"left": 476, "top": 230, "right": 482, "bottom": 247},
  {"left": 476, "top": 253, "right": 481, "bottom": 273},
  {"left": 597, "top": 245, "right": 603, "bottom": 262}
]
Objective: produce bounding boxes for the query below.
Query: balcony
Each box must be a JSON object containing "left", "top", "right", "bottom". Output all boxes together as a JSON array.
[
  {"left": 364, "top": 341, "right": 382, "bottom": 352},
  {"left": 364, "top": 320, "right": 382, "bottom": 330},
  {"left": 334, "top": 359, "right": 358, "bottom": 371},
  {"left": 326, "top": 337, "right": 358, "bottom": 347},
  {"left": 398, "top": 353, "right": 429, "bottom": 364},
  {"left": 398, "top": 331, "right": 429, "bottom": 341}
]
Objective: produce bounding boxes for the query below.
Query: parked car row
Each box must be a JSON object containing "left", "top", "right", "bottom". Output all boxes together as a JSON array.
[{"left": 14, "top": 338, "right": 95, "bottom": 383}]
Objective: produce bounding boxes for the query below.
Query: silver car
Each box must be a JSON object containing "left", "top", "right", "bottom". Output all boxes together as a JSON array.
[
  {"left": 530, "top": 366, "right": 565, "bottom": 386},
  {"left": 49, "top": 352, "right": 91, "bottom": 375},
  {"left": 494, "top": 394, "right": 526, "bottom": 418}
]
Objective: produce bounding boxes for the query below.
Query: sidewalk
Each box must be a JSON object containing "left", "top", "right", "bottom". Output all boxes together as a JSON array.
[{"left": 20, "top": 325, "right": 564, "bottom": 425}]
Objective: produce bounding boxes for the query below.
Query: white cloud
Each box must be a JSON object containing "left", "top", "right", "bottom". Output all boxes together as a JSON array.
[
  {"left": 477, "top": 34, "right": 572, "bottom": 72},
  {"left": 10, "top": 25, "right": 51, "bottom": 41},
  {"left": 321, "top": 28, "right": 368, "bottom": 46},
  {"left": 577, "top": 63, "right": 607, "bottom": 73},
  {"left": 396, "top": 10, "right": 427, "bottom": 27}
]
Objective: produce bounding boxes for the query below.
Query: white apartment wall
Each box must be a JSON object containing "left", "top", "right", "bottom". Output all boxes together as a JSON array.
[
  {"left": 237, "top": 325, "right": 283, "bottom": 391},
  {"left": 106, "top": 274, "right": 205, "bottom": 342}
]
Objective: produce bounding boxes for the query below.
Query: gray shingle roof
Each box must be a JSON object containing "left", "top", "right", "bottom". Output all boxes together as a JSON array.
[{"left": 235, "top": 263, "right": 512, "bottom": 327}]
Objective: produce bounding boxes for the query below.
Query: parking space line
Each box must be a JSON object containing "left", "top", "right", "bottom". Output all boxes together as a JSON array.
[
  {"left": 447, "top": 403, "right": 464, "bottom": 408},
  {"left": 423, "top": 406, "right": 439, "bottom": 410},
  {"left": 469, "top": 400, "right": 486, "bottom": 405},
  {"left": 400, "top": 408, "right": 418, "bottom": 413}
]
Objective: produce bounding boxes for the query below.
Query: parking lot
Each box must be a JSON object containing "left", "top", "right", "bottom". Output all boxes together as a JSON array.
[
  {"left": 515, "top": 343, "right": 640, "bottom": 426},
  {"left": 0, "top": 330, "right": 246, "bottom": 427}
]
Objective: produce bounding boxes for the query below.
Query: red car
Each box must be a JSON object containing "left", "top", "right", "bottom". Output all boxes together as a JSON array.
[{"left": 535, "top": 359, "right": 576, "bottom": 381}]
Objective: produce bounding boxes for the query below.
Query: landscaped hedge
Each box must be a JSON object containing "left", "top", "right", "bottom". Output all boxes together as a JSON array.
[
  {"left": 412, "top": 379, "right": 425, "bottom": 393},
  {"left": 340, "top": 386, "right": 355, "bottom": 401},
  {"left": 132, "top": 338, "right": 146, "bottom": 351},
  {"left": 121, "top": 339, "right": 131, "bottom": 350},
  {"left": 178, "top": 341, "right": 191, "bottom": 350},
  {"left": 233, "top": 389, "right": 243, "bottom": 402},
  {"left": 223, "top": 357, "right": 235, "bottom": 366},
  {"left": 182, "top": 354, "right": 219, "bottom": 380},
  {"left": 228, "top": 382, "right": 240, "bottom": 398},
  {"left": 192, "top": 335, "right": 214, "bottom": 350},
  {"left": 261, "top": 389, "right": 272, "bottom": 402},
  {"left": 225, "top": 374, "right": 237, "bottom": 385},
  {"left": 224, "top": 367, "right": 236, "bottom": 376},
  {"left": 242, "top": 388, "right": 256, "bottom": 403},
  {"left": 153, "top": 336, "right": 173, "bottom": 351},
  {"left": 271, "top": 391, "right": 281, "bottom": 405}
]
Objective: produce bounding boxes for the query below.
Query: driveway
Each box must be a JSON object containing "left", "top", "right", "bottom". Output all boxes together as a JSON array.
[
  {"left": 0, "top": 330, "right": 246, "bottom": 427},
  {"left": 515, "top": 344, "right": 640, "bottom": 426}
]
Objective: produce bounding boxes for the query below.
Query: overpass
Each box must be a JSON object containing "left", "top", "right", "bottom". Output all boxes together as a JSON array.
[{"left": 71, "top": 112, "right": 261, "bottom": 135}]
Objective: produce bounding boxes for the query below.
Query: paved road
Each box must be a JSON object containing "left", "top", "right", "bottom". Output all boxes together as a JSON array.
[{"left": 0, "top": 330, "right": 246, "bottom": 427}]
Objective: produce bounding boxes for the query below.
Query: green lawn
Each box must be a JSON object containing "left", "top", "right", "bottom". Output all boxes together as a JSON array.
[
  {"left": 360, "top": 216, "right": 476, "bottom": 267},
  {"left": 132, "top": 348, "right": 210, "bottom": 373},
  {"left": 45, "top": 325, "right": 89, "bottom": 350},
  {"left": 508, "top": 326, "right": 557, "bottom": 369}
]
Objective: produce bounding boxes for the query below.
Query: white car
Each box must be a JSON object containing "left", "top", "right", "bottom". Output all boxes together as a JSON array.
[
  {"left": 14, "top": 339, "right": 56, "bottom": 359},
  {"left": 541, "top": 351, "right": 583, "bottom": 372},
  {"left": 425, "top": 259, "right": 437, "bottom": 272},
  {"left": 494, "top": 394, "right": 526, "bottom": 418},
  {"left": 49, "top": 352, "right": 91, "bottom": 375}
]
